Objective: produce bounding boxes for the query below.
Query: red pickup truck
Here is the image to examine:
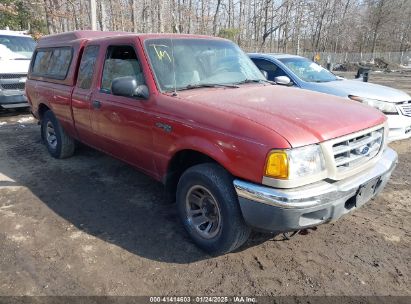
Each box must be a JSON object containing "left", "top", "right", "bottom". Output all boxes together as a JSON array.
[{"left": 26, "top": 31, "right": 397, "bottom": 254}]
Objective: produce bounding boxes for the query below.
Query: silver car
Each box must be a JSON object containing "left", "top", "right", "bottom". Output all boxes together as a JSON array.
[{"left": 249, "top": 53, "right": 411, "bottom": 142}]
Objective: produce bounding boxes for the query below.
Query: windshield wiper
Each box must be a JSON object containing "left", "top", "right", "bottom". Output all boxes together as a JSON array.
[
  {"left": 175, "top": 83, "right": 240, "bottom": 91},
  {"left": 313, "top": 79, "right": 334, "bottom": 83},
  {"left": 234, "top": 79, "right": 275, "bottom": 85}
]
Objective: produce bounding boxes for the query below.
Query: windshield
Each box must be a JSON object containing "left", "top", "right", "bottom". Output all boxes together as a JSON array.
[
  {"left": 0, "top": 35, "right": 36, "bottom": 59},
  {"left": 144, "top": 38, "right": 265, "bottom": 91},
  {"left": 279, "top": 57, "right": 338, "bottom": 83}
]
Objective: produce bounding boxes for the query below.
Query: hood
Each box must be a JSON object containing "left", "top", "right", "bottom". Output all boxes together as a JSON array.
[
  {"left": 0, "top": 57, "right": 31, "bottom": 74},
  {"left": 0, "top": 44, "right": 31, "bottom": 74},
  {"left": 176, "top": 84, "right": 386, "bottom": 147},
  {"left": 306, "top": 79, "right": 411, "bottom": 103}
]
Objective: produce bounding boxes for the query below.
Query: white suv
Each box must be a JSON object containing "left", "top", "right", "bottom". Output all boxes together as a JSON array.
[{"left": 0, "top": 29, "right": 36, "bottom": 109}]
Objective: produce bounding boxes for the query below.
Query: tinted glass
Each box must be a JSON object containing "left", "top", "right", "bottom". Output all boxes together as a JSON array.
[
  {"left": 77, "top": 45, "right": 99, "bottom": 89},
  {"left": 144, "top": 38, "right": 264, "bottom": 91},
  {"left": 47, "top": 48, "right": 72, "bottom": 78},
  {"left": 101, "top": 45, "right": 144, "bottom": 93},
  {"left": 32, "top": 50, "right": 53, "bottom": 75},
  {"left": 252, "top": 58, "right": 287, "bottom": 80},
  {"left": 31, "top": 47, "right": 72, "bottom": 79}
]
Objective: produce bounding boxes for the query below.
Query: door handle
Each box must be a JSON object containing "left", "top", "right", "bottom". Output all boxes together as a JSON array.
[{"left": 92, "top": 100, "right": 101, "bottom": 109}]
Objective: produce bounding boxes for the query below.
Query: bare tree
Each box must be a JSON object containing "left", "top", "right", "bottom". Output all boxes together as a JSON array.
[{"left": 17, "top": 0, "right": 411, "bottom": 57}]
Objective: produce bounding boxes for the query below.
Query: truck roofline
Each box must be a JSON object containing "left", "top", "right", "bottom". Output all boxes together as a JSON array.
[{"left": 36, "top": 30, "right": 229, "bottom": 48}]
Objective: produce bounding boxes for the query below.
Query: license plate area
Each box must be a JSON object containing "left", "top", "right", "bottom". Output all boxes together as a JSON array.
[{"left": 355, "top": 177, "right": 382, "bottom": 207}]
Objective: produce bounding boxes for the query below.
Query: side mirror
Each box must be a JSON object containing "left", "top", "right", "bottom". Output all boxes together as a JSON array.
[
  {"left": 112, "top": 76, "right": 149, "bottom": 99},
  {"left": 134, "top": 84, "right": 149, "bottom": 99},
  {"left": 260, "top": 70, "right": 268, "bottom": 79},
  {"left": 274, "top": 76, "right": 293, "bottom": 86}
]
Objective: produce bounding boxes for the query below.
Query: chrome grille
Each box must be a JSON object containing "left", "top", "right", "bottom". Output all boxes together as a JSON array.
[
  {"left": 0, "top": 73, "right": 27, "bottom": 79},
  {"left": 399, "top": 101, "right": 411, "bottom": 116},
  {"left": 332, "top": 128, "right": 383, "bottom": 172},
  {"left": 0, "top": 73, "right": 27, "bottom": 91},
  {"left": 1, "top": 83, "right": 25, "bottom": 90}
]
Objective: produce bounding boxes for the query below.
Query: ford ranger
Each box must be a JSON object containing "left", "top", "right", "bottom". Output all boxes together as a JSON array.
[{"left": 26, "top": 31, "right": 398, "bottom": 255}]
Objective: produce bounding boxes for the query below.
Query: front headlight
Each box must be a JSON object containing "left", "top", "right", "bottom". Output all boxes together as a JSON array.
[
  {"left": 349, "top": 95, "right": 398, "bottom": 115},
  {"left": 265, "top": 145, "right": 326, "bottom": 180}
]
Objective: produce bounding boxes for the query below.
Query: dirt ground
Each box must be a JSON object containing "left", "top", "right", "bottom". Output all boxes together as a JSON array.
[{"left": 0, "top": 72, "right": 410, "bottom": 297}]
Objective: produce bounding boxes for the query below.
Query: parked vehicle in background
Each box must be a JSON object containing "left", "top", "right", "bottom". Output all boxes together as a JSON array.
[
  {"left": 249, "top": 53, "right": 411, "bottom": 142},
  {"left": 0, "top": 29, "right": 36, "bottom": 110},
  {"left": 26, "top": 31, "right": 397, "bottom": 255}
]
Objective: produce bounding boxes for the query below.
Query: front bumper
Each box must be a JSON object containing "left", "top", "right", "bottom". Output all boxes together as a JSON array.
[
  {"left": 386, "top": 114, "right": 411, "bottom": 142},
  {"left": 234, "top": 148, "right": 398, "bottom": 233},
  {"left": 0, "top": 91, "right": 29, "bottom": 109}
]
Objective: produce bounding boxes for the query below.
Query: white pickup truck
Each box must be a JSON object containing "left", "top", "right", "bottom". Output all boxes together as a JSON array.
[{"left": 0, "top": 29, "right": 36, "bottom": 109}]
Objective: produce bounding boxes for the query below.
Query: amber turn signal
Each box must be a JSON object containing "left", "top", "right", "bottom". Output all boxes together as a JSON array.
[{"left": 265, "top": 151, "right": 289, "bottom": 179}]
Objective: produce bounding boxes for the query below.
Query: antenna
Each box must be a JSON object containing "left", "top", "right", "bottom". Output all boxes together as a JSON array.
[{"left": 170, "top": 37, "right": 177, "bottom": 96}]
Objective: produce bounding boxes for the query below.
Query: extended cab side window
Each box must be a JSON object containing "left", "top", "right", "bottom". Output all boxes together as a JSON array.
[
  {"left": 100, "top": 45, "right": 145, "bottom": 94},
  {"left": 252, "top": 59, "right": 287, "bottom": 81},
  {"left": 77, "top": 45, "right": 100, "bottom": 89}
]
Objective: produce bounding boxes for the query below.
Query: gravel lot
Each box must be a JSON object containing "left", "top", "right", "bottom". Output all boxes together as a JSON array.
[{"left": 0, "top": 72, "right": 410, "bottom": 296}]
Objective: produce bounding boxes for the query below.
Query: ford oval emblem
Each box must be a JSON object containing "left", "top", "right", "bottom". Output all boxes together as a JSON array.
[
  {"left": 361, "top": 146, "right": 369, "bottom": 154},
  {"left": 353, "top": 145, "right": 370, "bottom": 155}
]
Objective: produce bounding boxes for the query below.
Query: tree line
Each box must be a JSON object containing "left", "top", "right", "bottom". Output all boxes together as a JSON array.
[{"left": 1, "top": 0, "right": 410, "bottom": 55}]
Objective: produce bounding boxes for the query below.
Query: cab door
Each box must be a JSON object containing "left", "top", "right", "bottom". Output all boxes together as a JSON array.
[
  {"left": 71, "top": 44, "right": 102, "bottom": 148},
  {"left": 89, "top": 43, "right": 156, "bottom": 175}
]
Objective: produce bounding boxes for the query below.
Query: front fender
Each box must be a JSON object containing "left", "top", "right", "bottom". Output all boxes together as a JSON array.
[{"left": 156, "top": 131, "right": 270, "bottom": 185}]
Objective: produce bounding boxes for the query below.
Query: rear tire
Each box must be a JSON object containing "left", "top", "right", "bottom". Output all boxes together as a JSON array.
[
  {"left": 41, "top": 110, "right": 75, "bottom": 159},
  {"left": 177, "top": 163, "right": 251, "bottom": 255}
]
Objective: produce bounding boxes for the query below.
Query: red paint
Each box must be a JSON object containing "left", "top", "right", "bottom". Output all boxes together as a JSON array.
[{"left": 26, "top": 31, "right": 386, "bottom": 185}]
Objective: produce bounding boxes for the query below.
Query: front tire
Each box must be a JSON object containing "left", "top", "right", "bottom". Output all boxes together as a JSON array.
[
  {"left": 41, "top": 110, "right": 75, "bottom": 159},
  {"left": 177, "top": 163, "right": 251, "bottom": 255}
]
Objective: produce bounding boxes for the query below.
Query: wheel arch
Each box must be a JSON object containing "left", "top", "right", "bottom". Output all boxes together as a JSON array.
[
  {"left": 163, "top": 148, "right": 230, "bottom": 203},
  {"left": 37, "top": 103, "right": 51, "bottom": 120}
]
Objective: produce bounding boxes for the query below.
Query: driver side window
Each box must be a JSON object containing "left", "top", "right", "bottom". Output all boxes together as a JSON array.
[
  {"left": 251, "top": 58, "right": 287, "bottom": 81},
  {"left": 101, "top": 45, "right": 145, "bottom": 94}
]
